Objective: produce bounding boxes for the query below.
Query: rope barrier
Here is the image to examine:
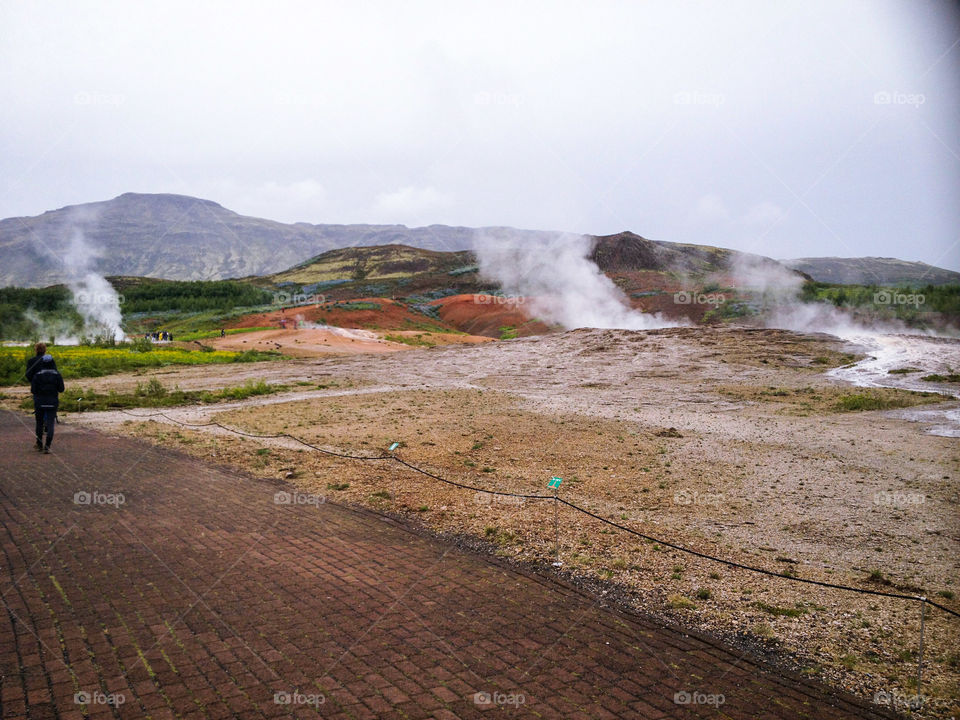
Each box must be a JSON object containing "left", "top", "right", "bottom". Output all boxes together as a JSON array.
[
  {"left": 115, "top": 407, "right": 960, "bottom": 620},
  {"left": 557, "top": 498, "right": 960, "bottom": 618}
]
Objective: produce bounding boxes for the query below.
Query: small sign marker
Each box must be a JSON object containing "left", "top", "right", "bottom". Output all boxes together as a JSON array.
[
  {"left": 388, "top": 442, "right": 400, "bottom": 452},
  {"left": 548, "top": 477, "right": 562, "bottom": 489}
]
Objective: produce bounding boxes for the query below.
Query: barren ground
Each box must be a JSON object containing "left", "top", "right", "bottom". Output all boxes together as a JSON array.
[{"left": 13, "top": 326, "right": 959, "bottom": 717}]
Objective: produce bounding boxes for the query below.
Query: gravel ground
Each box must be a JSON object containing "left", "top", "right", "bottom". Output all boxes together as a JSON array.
[{"left": 45, "top": 326, "right": 960, "bottom": 718}]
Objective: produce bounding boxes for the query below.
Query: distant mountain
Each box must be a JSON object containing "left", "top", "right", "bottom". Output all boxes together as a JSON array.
[
  {"left": 785, "top": 257, "right": 960, "bottom": 286},
  {"left": 0, "top": 193, "right": 487, "bottom": 287},
  {"left": 0, "top": 192, "right": 808, "bottom": 288}
]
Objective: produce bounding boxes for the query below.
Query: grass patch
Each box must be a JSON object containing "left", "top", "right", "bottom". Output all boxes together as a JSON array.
[
  {"left": 0, "top": 344, "right": 279, "bottom": 387},
  {"left": 835, "top": 391, "right": 935, "bottom": 412},
  {"left": 21, "top": 379, "right": 287, "bottom": 412},
  {"left": 753, "top": 601, "right": 807, "bottom": 618},
  {"left": 176, "top": 326, "right": 276, "bottom": 341},
  {"left": 667, "top": 594, "right": 697, "bottom": 610},
  {"left": 753, "top": 622, "right": 775, "bottom": 639},
  {"left": 334, "top": 302, "right": 381, "bottom": 311},
  {"left": 921, "top": 373, "right": 960, "bottom": 383},
  {"left": 719, "top": 384, "right": 940, "bottom": 415},
  {"left": 382, "top": 333, "right": 437, "bottom": 347},
  {"left": 840, "top": 653, "right": 858, "bottom": 670},
  {"left": 199, "top": 380, "right": 279, "bottom": 402}
]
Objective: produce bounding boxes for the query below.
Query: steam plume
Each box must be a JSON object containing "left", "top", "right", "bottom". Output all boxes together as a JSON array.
[
  {"left": 474, "top": 231, "right": 677, "bottom": 330},
  {"left": 65, "top": 229, "right": 125, "bottom": 341}
]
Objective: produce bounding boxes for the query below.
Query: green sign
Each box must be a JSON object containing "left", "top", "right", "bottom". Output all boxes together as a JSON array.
[{"left": 548, "top": 477, "right": 562, "bottom": 489}]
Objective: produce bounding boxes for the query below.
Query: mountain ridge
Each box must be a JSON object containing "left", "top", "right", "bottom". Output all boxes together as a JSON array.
[
  {"left": 785, "top": 256, "right": 959, "bottom": 287},
  {"left": 2, "top": 193, "right": 955, "bottom": 288}
]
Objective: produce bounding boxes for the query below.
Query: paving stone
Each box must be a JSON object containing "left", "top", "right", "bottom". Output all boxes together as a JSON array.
[{"left": 0, "top": 411, "right": 890, "bottom": 719}]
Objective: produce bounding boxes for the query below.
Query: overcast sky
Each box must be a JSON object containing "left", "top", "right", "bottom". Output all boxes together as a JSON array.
[{"left": 2, "top": 0, "right": 958, "bottom": 269}]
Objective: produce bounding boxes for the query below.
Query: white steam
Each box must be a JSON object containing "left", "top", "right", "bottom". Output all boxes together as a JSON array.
[
  {"left": 729, "top": 253, "right": 803, "bottom": 300},
  {"left": 474, "top": 231, "right": 677, "bottom": 330},
  {"left": 65, "top": 229, "right": 125, "bottom": 341},
  {"left": 294, "top": 315, "right": 382, "bottom": 340},
  {"left": 728, "top": 253, "right": 907, "bottom": 339},
  {"left": 23, "top": 308, "right": 81, "bottom": 345}
]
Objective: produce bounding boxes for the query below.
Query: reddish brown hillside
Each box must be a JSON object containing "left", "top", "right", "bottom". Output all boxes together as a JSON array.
[
  {"left": 228, "top": 298, "right": 459, "bottom": 332},
  {"left": 430, "top": 294, "right": 552, "bottom": 337}
]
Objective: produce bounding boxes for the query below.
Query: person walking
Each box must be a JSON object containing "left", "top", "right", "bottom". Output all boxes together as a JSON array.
[
  {"left": 30, "top": 354, "right": 64, "bottom": 454},
  {"left": 26, "top": 343, "right": 57, "bottom": 447},
  {"left": 25, "top": 342, "right": 50, "bottom": 382}
]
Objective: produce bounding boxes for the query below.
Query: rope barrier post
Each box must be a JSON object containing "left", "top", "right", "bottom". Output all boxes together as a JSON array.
[
  {"left": 388, "top": 443, "right": 400, "bottom": 510},
  {"left": 917, "top": 596, "right": 926, "bottom": 697},
  {"left": 548, "top": 477, "right": 563, "bottom": 567}
]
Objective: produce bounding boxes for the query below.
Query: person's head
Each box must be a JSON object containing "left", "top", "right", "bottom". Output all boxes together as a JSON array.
[{"left": 34, "top": 342, "right": 46, "bottom": 356}]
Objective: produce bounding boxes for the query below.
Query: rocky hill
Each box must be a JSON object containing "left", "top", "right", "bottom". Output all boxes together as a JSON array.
[
  {"left": 7, "top": 193, "right": 940, "bottom": 292},
  {"left": 785, "top": 257, "right": 959, "bottom": 286},
  {"left": 0, "top": 193, "right": 482, "bottom": 287}
]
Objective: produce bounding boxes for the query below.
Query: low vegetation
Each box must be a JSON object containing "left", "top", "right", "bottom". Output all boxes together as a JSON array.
[
  {"left": 800, "top": 281, "right": 960, "bottom": 329},
  {"left": 921, "top": 373, "right": 960, "bottom": 383},
  {"left": 835, "top": 393, "right": 926, "bottom": 412},
  {"left": 18, "top": 379, "right": 285, "bottom": 412},
  {"left": 116, "top": 279, "right": 273, "bottom": 313},
  {"left": 382, "top": 333, "right": 437, "bottom": 347},
  {"left": 719, "top": 384, "right": 941, "bottom": 414},
  {"left": 0, "top": 344, "right": 279, "bottom": 386}
]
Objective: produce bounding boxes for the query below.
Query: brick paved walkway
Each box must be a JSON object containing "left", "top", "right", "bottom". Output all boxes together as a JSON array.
[{"left": 0, "top": 410, "right": 889, "bottom": 719}]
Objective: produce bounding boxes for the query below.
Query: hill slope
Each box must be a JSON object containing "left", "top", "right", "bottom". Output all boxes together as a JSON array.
[
  {"left": 7, "top": 193, "right": 938, "bottom": 292},
  {"left": 0, "top": 193, "right": 485, "bottom": 287},
  {"left": 785, "top": 257, "right": 960, "bottom": 286}
]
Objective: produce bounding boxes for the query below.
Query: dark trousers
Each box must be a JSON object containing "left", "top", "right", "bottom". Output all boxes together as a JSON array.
[{"left": 34, "top": 407, "right": 56, "bottom": 446}]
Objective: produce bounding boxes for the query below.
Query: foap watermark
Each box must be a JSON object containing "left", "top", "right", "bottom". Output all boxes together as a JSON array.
[
  {"left": 873, "top": 491, "right": 924, "bottom": 508},
  {"left": 474, "top": 293, "right": 525, "bottom": 305},
  {"left": 274, "top": 491, "right": 326, "bottom": 507},
  {"left": 74, "top": 691, "right": 125, "bottom": 706},
  {"left": 74, "top": 290, "right": 125, "bottom": 306},
  {"left": 673, "top": 291, "right": 726, "bottom": 306},
  {"left": 74, "top": 91, "right": 126, "bottom": 106},
  {"left": 673, "top": 489, "right": 724, "bottom": 507},
  {"left": 673, "top": 90, "right": 725, "bottom": 107},
  {"left": 273, "top": 291, "right": 326, "bottom": 306},
  {"left": 74, "top": 491, "right": 125, "bottom": 508},
  {"left": 873, "top": 690, "right": 927, "bottom": 711},
  {"left": 873, "top": 290, "right": 924, "bottom": 307},
  {"left": 874, "top": 90, "right": 925, "bottom": 108},
  {"left": 274, "top": 691, "right": 325, "bottom": 707},
  {"left": 674, "top": 690, "right": 725, "bottom": 707},
  {"left": 474, "top": 491, "right": 525, "bottom": 507},
  {"left": 474, "top": 90, "right": 524, "bottom": 107},
  {"left": 473, "top": 691, "right": 526, "bottom": 708},
  {"left": 273, "top": 91, "right": 324, "bottom": 107}
]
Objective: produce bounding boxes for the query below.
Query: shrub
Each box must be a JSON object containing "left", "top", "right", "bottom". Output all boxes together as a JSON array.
[{"left": 667, "top": 594, "right": 696, "bottom": 610}]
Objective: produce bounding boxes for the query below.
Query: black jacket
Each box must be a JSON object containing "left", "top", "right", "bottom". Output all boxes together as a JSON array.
[
  {"left": 31, "top": 356, "right": 64, "bottom": 409},
  {"left": 25, "top": 354, "right": 55, "bottom": 382}
]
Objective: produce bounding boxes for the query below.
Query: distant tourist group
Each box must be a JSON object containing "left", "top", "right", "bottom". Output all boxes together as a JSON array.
[
  {"left": 146, "top": 331, "right": 173, "bottom": 342},
  {"left": 26, "top": 342, "right": 64, "bottom": 454}
]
